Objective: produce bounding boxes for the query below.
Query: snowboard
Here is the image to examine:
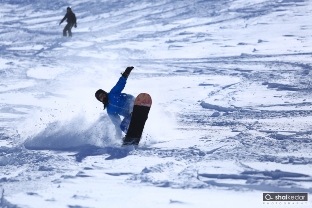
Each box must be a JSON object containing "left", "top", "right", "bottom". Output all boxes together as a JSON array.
[{"left": 122, "top": 93, "right": 152, "bottom": 146}]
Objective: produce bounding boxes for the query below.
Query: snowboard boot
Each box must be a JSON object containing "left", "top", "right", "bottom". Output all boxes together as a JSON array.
[{"left": 122, "top": 136, "right": 139, "bottom": 146}]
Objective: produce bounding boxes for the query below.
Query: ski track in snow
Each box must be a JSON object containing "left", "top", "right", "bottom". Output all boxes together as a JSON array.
[{"left": 1, "top": 0, "right": 312, "bottom": 207}]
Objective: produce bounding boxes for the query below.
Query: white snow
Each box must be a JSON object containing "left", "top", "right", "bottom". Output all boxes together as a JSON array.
[{"left": 0, "top": 0, "right": 312, "bottom": 207}]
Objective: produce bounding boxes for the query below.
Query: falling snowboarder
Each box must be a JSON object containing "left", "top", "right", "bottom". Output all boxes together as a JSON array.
[
  {"left": 59, "top": 7, "right": 77, "bottom": 37},
  {"left": 95, "top": 67, "right": 152, "bottom": 146},
  {"left": 95, "top": 67, "right": 136, "bottom": 140}
]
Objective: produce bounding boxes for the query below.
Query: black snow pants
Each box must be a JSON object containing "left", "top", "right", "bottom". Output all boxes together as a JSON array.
[{"left": 63, "top": 23, "right": 74, "bottom": 37}]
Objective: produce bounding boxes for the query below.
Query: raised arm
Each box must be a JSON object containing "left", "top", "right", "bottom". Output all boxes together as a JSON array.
[
  {"left": 109, "top": 66, "right": 134, "bottom": 94},
  {"left": 109, "top": 77, "right": 127, "bottom": 94}
]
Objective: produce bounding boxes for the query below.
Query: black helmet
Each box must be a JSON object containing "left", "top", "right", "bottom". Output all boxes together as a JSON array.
[
  {"left": 95, "top": 89, "right": 106, "bottom": 101},
  {"left": 67, "top": 7, "right": 71, "bottom": 11}
]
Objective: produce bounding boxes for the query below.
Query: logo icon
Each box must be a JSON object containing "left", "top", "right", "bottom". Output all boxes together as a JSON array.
[{"left": 264, "top": 194, "right": 274, "bottom": 201}]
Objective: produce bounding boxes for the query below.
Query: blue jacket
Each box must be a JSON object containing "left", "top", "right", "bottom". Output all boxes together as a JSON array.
[{"left": 107, "top": 77, "right": 134, "bottom": 129}]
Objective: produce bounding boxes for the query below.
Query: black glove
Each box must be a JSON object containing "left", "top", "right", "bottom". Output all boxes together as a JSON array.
[
  {"left": 122, "top": 66, "right": 134, "bottom": 78},
  {"left": 74, "top": 23, "right": 77, "bottom": 28}
]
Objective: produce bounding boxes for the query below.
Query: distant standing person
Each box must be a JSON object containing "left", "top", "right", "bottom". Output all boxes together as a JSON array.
[{"left": 59, "top": 7, "right": 77, "bottom": 37}]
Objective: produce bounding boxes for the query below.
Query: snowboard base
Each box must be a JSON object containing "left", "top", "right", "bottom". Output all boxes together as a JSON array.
[{"left": 121, "top": 93, "right": 152, "bottom": 146}]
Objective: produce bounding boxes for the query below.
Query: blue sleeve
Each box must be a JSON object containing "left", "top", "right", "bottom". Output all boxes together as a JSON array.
[{"left": 109, "top": 77, "right": 127, "bottom": 94}]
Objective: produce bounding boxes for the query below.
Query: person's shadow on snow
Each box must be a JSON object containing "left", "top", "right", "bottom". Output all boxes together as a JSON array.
[{"left": 72, "top": 144, "right": 130, "bottom": 162}]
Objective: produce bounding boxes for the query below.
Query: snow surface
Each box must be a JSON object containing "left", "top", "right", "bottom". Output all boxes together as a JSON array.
[{"left": 1, "top": 0, "right": 312, "bottom": 207}]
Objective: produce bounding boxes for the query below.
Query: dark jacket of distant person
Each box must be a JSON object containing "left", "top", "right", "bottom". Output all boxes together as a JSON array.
[{"left": 60, "top": 7, "right": 77, "bottom": 25}]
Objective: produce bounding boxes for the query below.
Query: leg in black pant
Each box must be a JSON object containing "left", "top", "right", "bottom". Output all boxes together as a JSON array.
[{"left": 63, "top": 23, "right": 73, "bottom": 37}]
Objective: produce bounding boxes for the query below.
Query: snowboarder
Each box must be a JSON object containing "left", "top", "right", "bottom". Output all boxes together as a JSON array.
[
  {"left": 59, "top": 7, "right": 77, "bottom": 37},
  {"left": 95, "top": 66, "right": 135, "bottom": 139}
]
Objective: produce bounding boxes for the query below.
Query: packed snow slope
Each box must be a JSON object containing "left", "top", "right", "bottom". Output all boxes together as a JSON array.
[{"left": 1, "top": 0, "right": 312, "bottom": 207}]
